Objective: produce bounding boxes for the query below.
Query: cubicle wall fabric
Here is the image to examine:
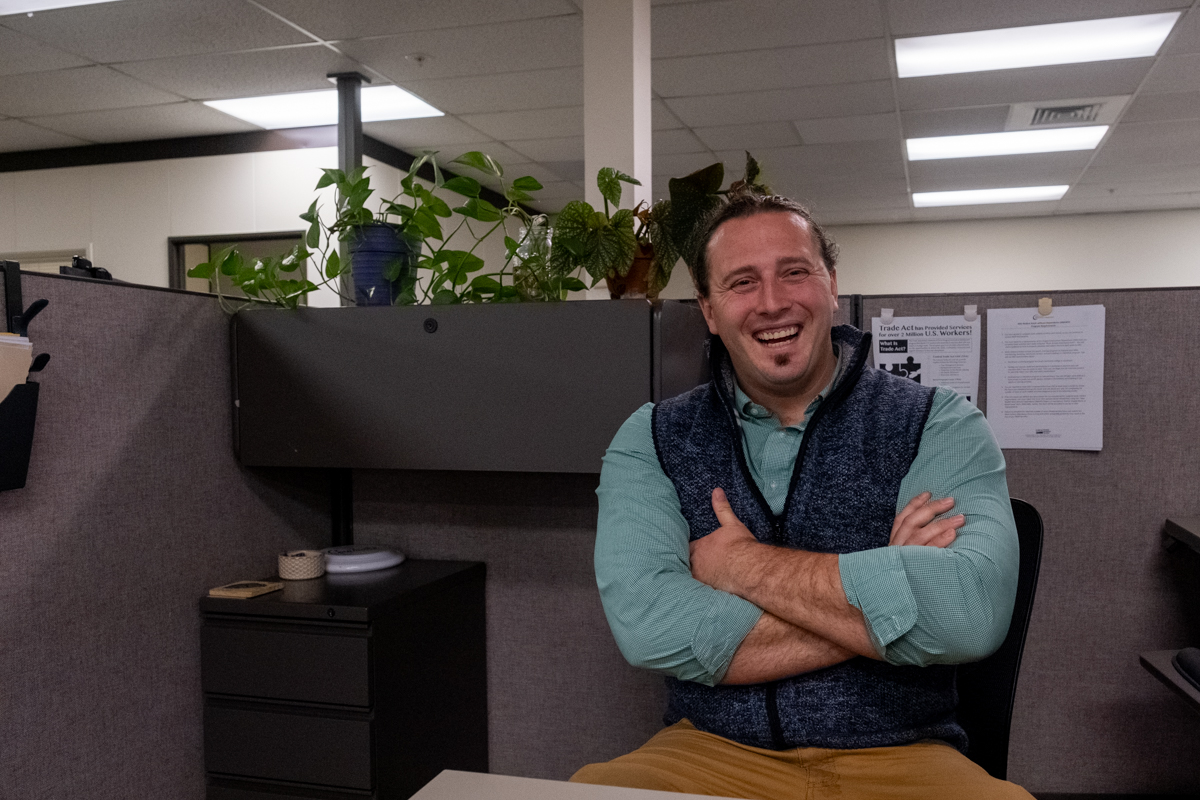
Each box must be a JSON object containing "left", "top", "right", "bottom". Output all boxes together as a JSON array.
[
  {"left": 0, "top": 276, "right": 327, "bottom": 799},
  {"left": 862, "top": 289, "right": 1200, "bottom": 794}
]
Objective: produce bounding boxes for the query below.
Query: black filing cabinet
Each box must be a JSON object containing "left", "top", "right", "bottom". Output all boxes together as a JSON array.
[{"left": 200, "top": 560, "right": 487, "bottom": 799}]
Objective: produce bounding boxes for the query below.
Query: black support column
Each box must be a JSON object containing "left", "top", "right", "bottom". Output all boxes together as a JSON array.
[{"left": 328, "top": 71, "right": 370, "bottom": 307}]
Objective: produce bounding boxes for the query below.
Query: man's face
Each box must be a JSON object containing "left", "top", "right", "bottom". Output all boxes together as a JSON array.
[{"left": 697, "top": 211, "right": 839, "bottom": 404}]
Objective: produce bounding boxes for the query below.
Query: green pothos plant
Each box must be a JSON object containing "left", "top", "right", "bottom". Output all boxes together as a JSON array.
[{"left": 188, "top": 150, "right": 587, "bottom": 309}]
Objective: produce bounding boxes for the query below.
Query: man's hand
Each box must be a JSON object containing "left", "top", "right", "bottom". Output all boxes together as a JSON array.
[
  {"left": 688, "top": 488, "right": 759, "bottom": 593},
  {"left": 890, "top": 492, "right": 964, "bottom": 547}
]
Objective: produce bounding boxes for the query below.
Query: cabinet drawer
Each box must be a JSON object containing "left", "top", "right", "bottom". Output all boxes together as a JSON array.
[
  {"left": 205, "top": 704, "right": 373, "bottom": 790},
  {"left": 208, "top": 776, "right": 376, "bottom": 799},
  {"left": 202, "top": 623, "right": 370, "bottom": 706}
]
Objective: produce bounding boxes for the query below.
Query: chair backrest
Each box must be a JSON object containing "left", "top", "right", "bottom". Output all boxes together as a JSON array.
[{"left": 956, "top": 498, "right": 1044, "bottom": 780}]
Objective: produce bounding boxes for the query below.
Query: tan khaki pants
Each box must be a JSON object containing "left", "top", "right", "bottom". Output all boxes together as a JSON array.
[{"left": 571, "top": 720, "right": 1033, "bottom": 800}]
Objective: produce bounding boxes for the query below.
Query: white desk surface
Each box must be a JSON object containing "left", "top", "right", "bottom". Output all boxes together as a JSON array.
[{"left": 411, "top": 770, "right": 735, "bottom": 800}]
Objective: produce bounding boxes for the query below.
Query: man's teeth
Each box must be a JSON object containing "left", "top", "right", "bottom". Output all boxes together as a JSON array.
[{"left": 756, "top": 326, "right": 798, "bottom": 342}]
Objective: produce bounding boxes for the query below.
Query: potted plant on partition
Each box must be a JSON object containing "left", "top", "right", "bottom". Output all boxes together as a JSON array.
[
  {"left": 549, "top": 152, "right": 770, "bottom": 300},
  {"left": 187, "top": 151, "right": 586, "bottom": 309}
]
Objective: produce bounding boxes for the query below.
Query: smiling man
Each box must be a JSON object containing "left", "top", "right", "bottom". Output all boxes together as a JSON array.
[{"left": 574, "top": 194, "right": 1030, "bottom": 799}]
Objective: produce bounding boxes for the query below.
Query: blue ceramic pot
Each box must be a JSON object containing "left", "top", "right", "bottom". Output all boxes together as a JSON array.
[{"left": 349, "top": 223, "right": 417, "bottom": 306}]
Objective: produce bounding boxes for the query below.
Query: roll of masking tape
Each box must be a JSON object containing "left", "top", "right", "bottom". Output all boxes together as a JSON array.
[{"left": 278, "top": 549, "right": 325, "bottom": 580}]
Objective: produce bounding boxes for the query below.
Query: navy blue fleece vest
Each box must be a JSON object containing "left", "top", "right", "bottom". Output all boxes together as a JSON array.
[{"left": 651, "top": 325, "right": 964, "bottom": 751}]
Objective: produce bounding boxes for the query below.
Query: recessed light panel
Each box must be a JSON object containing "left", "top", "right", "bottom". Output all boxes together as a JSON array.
[
  {"left": 205, "top": 86, "right": 442, "bottom": 130},
  {"left": 907, "top": 126, "right": 1108, "bottom": 160},
  {"left": 895, "top": 12, "right": 1181, "bottom": 78},
  {"left": 0, "top": 0, "right": 122, "bottom": 13},
  {"left": 913, "top": 186, "right": 1069, "bottom": 207}
]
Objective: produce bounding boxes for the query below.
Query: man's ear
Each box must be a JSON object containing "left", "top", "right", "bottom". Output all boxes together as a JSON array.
[
  {"left": 828, "top": 268, "right": 839, "bottom": 310},
  {"left": 697, "top": 293, "right": 720, "bottom": 335}
]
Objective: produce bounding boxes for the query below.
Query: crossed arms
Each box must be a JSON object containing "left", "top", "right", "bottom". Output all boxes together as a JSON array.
[{"left": 594, "top": 390, "right": 1019, "bottom": 687}]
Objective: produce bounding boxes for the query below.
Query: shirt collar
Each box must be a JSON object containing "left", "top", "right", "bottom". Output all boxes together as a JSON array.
[{"left": 733, "top": 343, "right": 844, "bottom": 425}]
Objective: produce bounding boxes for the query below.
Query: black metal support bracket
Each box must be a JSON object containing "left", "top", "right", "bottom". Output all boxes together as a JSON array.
[{"left": 2, "top": 260, "right": 23, "bottom": 334}]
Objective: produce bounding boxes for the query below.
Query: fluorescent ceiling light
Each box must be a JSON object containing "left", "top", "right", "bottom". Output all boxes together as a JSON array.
[
  {"left": 907, "top": 126, "right": 1108, "bottom": 160},
  {"left": 205, "top": 86, "right": 442, "bottom": 130},
  {"left": 913, "top": 186, "right": 1069, "bottom": 207},
  {"left": 0, "top": 0, "right": 122, "bottom": 13},
  {"left": 895, "top": 12, "right": 1181, "bottom": 78}
]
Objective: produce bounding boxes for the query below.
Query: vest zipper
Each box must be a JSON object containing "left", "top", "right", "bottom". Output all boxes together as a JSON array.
[{"left": 712, "top": 329, "right": 873, "bottom": 750}]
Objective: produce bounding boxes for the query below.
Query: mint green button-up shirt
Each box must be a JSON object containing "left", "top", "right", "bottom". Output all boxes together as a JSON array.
[{"left": 594, "top": 351, "right": 1018, "bottom": 687}]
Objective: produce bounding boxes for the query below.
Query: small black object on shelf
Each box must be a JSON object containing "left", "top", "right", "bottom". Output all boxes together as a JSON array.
[{"left": 59, "top": 255, "right": 112, "bottom": 281}]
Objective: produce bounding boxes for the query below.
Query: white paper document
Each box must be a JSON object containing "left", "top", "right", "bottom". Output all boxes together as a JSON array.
[
  {"left": 871, "top": 314, "right": 981, "bottom": 405},
  {"left": 986, "top": 304, "right": 1106, "bottom": 451}
]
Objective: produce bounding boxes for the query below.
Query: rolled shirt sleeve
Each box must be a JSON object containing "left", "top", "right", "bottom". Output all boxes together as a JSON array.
[
  {"left": 595, "top": 404, "right": 763, "bottom": 686},
  {"left": 839, "top": 388, "right": 1020, "bottom": 666}
]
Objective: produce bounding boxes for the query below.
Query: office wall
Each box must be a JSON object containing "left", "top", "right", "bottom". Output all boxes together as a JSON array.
[
  {"left": 828, "top": 208, "right": 1200, "bottom": 296},
  {"left": 0, "top": 148, "right": 511, "bottom": 306},
  {"left": 0, "top": 274, "right": 327, "bottom": 799}
]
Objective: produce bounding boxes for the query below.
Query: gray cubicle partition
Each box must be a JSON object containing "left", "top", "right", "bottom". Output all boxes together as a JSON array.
[
  {"left": 6, "top": 275, "right": 1200, "bottom": 798},
  {"left": 859, "top": 288, "right": 1200, "bottom": 795}
]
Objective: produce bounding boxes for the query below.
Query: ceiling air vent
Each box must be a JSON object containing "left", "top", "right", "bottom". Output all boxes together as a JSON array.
[
  {"left": 1030, "top": 104, "right": 1102, "bottom": 126},
  {"left": 1005, "top": 96, "right": 1130, "bottom": 131}
]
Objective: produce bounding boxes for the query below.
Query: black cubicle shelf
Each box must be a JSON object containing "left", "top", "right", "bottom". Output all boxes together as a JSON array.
[
  {"left": 231, "top": 299, "right": 710, "bottom": 473},
  {"left": 200, "top": 559, "right": 482, "bottom": 623}
]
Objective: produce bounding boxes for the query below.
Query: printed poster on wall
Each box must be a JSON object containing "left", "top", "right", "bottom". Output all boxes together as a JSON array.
[
  {"left": 985, "top": 304, "right": 1106, "bottom": 451},
  {"left": 871, "top": 314, "right": 981, "bottom": 405}
]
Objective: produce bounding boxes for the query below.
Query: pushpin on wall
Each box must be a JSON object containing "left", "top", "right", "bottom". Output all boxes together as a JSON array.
[
  {"left": 1037, "top": 297, "right": 1053, "bottom": 317},
  {"left": 964, "top": 305, "right": 978, "bottom": 322},
  {"left": 880, "top": 308, "right": 894, "bottom": 325}
]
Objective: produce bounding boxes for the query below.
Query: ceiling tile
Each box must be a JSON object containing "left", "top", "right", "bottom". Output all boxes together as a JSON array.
[
  {"left": 1068, "top": 175, "right": 1200, "bottom": 197},
  {"left": 0, "top": 24, "right": 90, "bottom": 77},
  {"left": 911, "top": 201, "right": 1062, "bottom": 221},
  {"left": 1141, "top": 53, "right": 1200, "bottom": 93},
  {"left": 364, "top": 116, "right": 493, "bottom": 149},
  {"left": 459, "top": 106, "right": 582, "bottom": 141},
  {"left": 897, "top": 60, "right": 1152, "bottom": 110},
  {"left": 506, "top": 136, "right": 583, "bottom": 162},
  {"left": 654, "top": 39, "right": 890, "bottom": 97},
  {"left": 1121, "top": 91, "right": 1200, "bottom": 122},
  {"left": 907, "top": 152, "right": 1093, "bottom": 191},
  {"left": 652, "top": 0, "right": 884, "bottom": 58},
  {"left": 694, "top": 121, "right": 801, "bottom": 151},
  {"left": 28, "top": 102, "right": 258, "bottom": 142},
  {"left": 795, "top": 113, "right": 899, "bottom": 144},
  {"left": 653, "top": 98, "right": 683, "bottom": 130},
  {"left": 1091, "top": 119, "right": 1200, "bottom": 166},
  {"left": 0, "top": 119, "right": 90, "bottom": 152},
  {"left": 0, "top": 66, "right": 179, "bottom": 118},
  {"left": 653, "top": 151, "right": 726, "bottom": 178},
  {"left": 886, "top": 0, "right": 1188, "bottom": 37},
  {"left": 1077, "top": 161, "right": 1200, "bottom": 184},
  {"left": 404, "top": 67, "right": 582, "bottom": 114},
  {"left": 1057, "top": 191, "right": 1200, "bottom": 213},
  {"left": 665, "top": 81, "right": 894, "bottom": 128},
  {"left": 338, "top": 15, "right": 581, "bottom": 84},
  {"left": 715, "top": 140, "right": 904, "bottom": 174},
  {"left": 115, "top": 45, "right": 359, "bottom": 101},
  {"left": 255, "top": 0, "right": 578, "bottom": 42},
  {"left": 900, "top": 106, "right": 1011, "bottom": 137},
  {"left": 823, "top": 207, "right": 915, "bottom": 224},
  {"left": 653, "top": 128, "right": 709, "bottom": 155},
  {"left": 1163, "top": 7, "right": 1200, "bottom": 55},
  {"left": 2, "top": 0, "right": 311, "bottom": 64}
]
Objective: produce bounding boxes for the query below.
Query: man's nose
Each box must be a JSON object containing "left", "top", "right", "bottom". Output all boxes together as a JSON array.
[{"left": 756, "top": 276, "right": 789, "bottom": 315}]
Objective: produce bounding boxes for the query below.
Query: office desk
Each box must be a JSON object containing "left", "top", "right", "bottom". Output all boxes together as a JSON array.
[
  {"left": 1140, "top": 649, "right": 1200, "bottom": 716},
  {"left": 411, "top": 770, "right": 733, "bottom": 800}
]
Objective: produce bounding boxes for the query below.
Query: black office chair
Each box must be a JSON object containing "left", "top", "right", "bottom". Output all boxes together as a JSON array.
[{"left": 956, "top": 498, "right": 1044, "bottom": 780}]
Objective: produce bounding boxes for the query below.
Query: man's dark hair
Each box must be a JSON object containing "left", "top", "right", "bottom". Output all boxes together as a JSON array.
[{"left": 688, "top": 194, "right": 839, "bottom": 297}]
